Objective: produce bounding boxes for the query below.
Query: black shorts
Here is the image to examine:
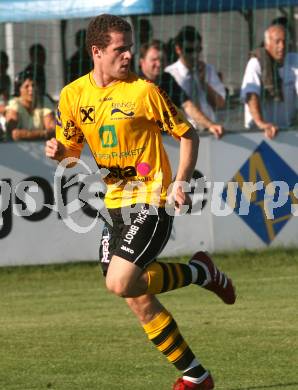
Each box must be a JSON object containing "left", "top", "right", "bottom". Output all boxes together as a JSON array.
[{"left": 99, "top": 204, "right": 174, "bottom": 275}]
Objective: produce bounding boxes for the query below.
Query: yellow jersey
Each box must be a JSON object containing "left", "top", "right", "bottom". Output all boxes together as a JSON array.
[{"left": 56, "top": 72, "right": 191, "bottom": 208}]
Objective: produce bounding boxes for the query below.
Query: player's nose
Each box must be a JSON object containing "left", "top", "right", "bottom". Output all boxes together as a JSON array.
[{"left": 124, "top": 49, "right": 133, "bottom": 60}]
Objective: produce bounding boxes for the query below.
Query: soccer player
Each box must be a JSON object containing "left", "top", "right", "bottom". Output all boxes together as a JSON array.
[{"left": 45, "top": 14, "right": 236, "bottom": 390}]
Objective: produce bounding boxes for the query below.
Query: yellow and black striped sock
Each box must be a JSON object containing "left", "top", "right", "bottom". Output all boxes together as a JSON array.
[
  {"left": 143, "top": 310, "right": 206, "bottom": 378},
  {"left": 146, "top": 262, "right": 192, "bottom": 294}
]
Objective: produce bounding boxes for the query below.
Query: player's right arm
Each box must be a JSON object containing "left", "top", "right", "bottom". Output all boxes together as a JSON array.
[
  {"left": 45, "top": 85, "right": 85, "bottom": 164},
  {"left": 45, "top": 137, "right": 81, "bottom": 162},
  {"left": 169, "top": 126, "right": 199, "bottom": 211}
]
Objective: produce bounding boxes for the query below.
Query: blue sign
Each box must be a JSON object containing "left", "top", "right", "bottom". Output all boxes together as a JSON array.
[{"left": 222, "top": 141, "right": 298, "bottom": 244}]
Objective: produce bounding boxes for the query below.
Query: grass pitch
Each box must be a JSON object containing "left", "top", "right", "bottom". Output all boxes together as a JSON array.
[{"left": 0, "top": 248, "right": 298, "bottom": 390}]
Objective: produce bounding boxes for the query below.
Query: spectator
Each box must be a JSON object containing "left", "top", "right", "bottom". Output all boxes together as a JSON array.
[
  {"left": 139, "top": 40, "right": 224, "bottom": 138},
  {"left": 0, "top": 91, "right": 8, "bottom": 141},
  {"left": 137, "top": 18, "right": 153, "bottom": 46},
  {"left": 132, "top": 18, "right": 154, "bottom": 72},
  {"left": 165, "top": 36, "right": 178, "bottom": 65},
  {"left": 165, "top": 26, "right": 226, "bottom": 129},
  {"left": 258, "top": 17, "right": 295, "bottom": 51},
  {"left": 0, "top": 51, "right": 11, "bottom": 99},
  {"left": 241, "top": 24, "right": 298, "bottom": 139},
  {"left": 23, "top": 43, "right": 47, "bottom": 96},
  {"left": 5, "top": 70, "right": 55, "bottom": 141},
  {"left": 271, "top": 16, "right": 295, "bottom": 52},
  {"left": 66, "top": 29, "right": 93, "bottom": 83}
]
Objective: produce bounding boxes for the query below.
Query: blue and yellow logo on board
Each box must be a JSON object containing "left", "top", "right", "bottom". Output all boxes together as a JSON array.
[{"left": 222, "top": 141, "right": 298, "bottom": 244}]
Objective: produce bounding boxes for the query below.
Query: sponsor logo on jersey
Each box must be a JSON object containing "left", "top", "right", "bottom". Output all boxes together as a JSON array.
[
  {"left": 136, "top": 162, "right": 151, "bottom": 176},
  {"left": 80, "top": 106, "right": 95, "bottom": 124},
  {"left": 96, "top": 161, "right": 151, "bottom": 180},
  {"left": 99, "top": 125, "right": 118, "bottom": 148},
  {"left": 111, "top": 108, "right": 134, "bottom": 116},
  {"left": 56, "top": 106, "right": 62, "bottom": 127},
  {"left": 99, "top": 97, "right": 113, "bottom": 102},
  {"left": 157, "top": 86, "right": 177, "bottom": 117},
  {"left": 163, "top": 110, "right": 174, "bottom": 129},
  {"left": 110, "top": 101, "right": 136, "bottom": 119},
  {"left": 97, "top": 164, "right": 137, "bottom": 179},
  {"left": 155, "top": 112, "right": 174, "bottom": 132},
  {"left": 63, "top": 120, "right": 84, "bottom": 143},
  {"left": 152, "top": 86, "right": 177, "bottom": 131},
  {"left": 93, "top": 146, "right": 146, "bottom": 160},
  {"left": 112, "top": 101, "right": 136, "bottom": 110}
]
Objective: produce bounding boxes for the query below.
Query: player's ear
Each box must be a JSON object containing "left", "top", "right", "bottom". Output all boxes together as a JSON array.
[{"left": 92, "top": 45, "right": 101, "bottom": 58}]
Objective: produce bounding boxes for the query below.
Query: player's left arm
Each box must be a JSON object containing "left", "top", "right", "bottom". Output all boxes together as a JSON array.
[
  {"left": 176, "top": 127, "right": 199, "bottom": 182},
  {"left": 144, "top": 82, "right": 199, "bottom": 208},
  {"left": 170, "top": 127, "right": 199, "bottom": 209}
]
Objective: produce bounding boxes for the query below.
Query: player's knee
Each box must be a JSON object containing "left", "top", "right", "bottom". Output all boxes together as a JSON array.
[{"left": 105, "top": 276, "right": 132, "bottom": 297}]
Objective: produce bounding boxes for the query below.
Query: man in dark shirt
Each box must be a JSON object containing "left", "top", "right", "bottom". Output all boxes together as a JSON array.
[
  {"left": 139, "top": 40, "right": 224, "bottom": 138},
  {"left": 66, "top": 29, "right": 93, "bottom": 83},
  {"left": 24, "top": 44, "right": 47, "bottom": 95}
]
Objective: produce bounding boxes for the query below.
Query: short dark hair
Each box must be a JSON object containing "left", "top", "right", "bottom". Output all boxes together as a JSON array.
[
  {"left": 14, "top": 69, "right": 34, "bottom": 96},
  {"left": 271, "top": 16, "right": 289, "bottom": 28},
  {"left": 0, "top": 51, "right": 9, "bottom": 68},
  {"left": 139, "top": 39, "right": 165, "bottom": 59},
  {"left": 137, "top": 18, "right": 153, "bottom": 44},
  {"left": 86, "top": 14, "right": 132, "bottom": 57},
  {"left": 29, "top": 43, "right": 46, "bottom": 57},
  {"left": 175, "top": 25, "right": 202, "bottom": 48}
]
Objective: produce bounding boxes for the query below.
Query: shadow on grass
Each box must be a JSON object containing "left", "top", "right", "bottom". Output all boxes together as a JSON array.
[{"left": 231, "top": 382, "right": 298, "bottom": 390}]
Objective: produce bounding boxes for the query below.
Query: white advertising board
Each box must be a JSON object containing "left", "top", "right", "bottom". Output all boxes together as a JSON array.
[
  {"left": 0, "top": 143, "right": 102, "bottom": 266},
  {"left": 1, "top": 131, "right": 298, "bottom": 266}
]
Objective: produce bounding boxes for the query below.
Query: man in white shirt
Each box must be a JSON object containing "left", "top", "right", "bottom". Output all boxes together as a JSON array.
[
  {"left": 241, "top": 24, "right": 298, "bottom": 139},
  {"left": 165, "top": 26, "right": 226, "bottom": 135},
  {"left": 139, "top": 39, "right": 224, "bottom": 138}
]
